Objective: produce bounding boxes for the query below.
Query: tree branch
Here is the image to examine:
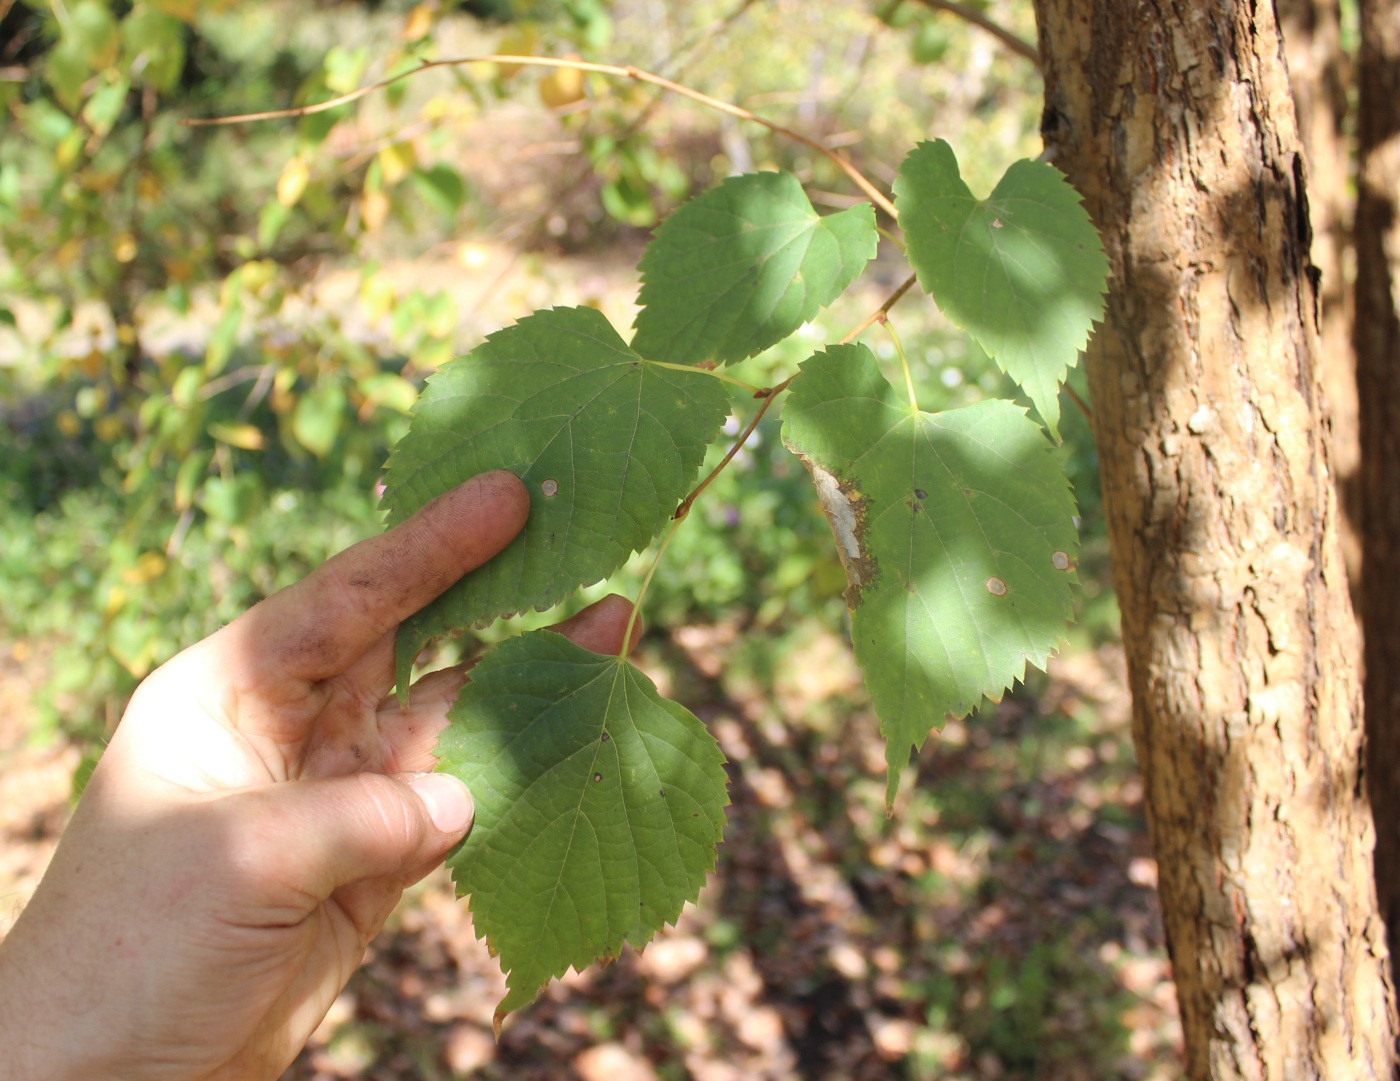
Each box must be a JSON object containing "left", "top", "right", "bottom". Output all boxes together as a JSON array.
[
  {"left": 183, "top": 54, "right": 898, "bottom": 219},
  {"left": 911, "top": 0, "right": 1041, "bottom": 69}
]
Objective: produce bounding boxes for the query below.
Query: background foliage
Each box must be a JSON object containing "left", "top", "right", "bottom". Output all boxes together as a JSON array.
[{"left": 0, "top": 0, "right": 1167, "bottom": 1076}]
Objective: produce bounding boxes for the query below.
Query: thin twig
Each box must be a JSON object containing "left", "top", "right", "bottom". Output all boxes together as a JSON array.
[
  {"left": 839, "top": 272, "right": 918, "bottom": 344},
  {"left": 673, "top": 375, "right": 795, "bottom": 522},
  {"left": 1064, "top": 382, "right": 1093, "bottom": 422},
  {"left": 671, "top": 271, "right": 922, "bottom": 522},
  {"left": 183, "top": 54, "right": 898, "bottom": 218},
  {"left": 910, "top": 0, "right": 1041, "bottom": 69}
]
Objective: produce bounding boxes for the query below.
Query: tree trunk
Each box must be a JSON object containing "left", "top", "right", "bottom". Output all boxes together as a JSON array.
[
  {"left": 1030, "top": 2, "right": 1399, "bottom": 1076},
  {"left": 1357, "top": 0, "right": 1400, "bottom": 993},
  {"left": 1278, "top": 0, "right": 1359, "bottom": 593}
]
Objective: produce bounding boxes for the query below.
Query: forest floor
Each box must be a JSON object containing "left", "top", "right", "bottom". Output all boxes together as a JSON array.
[{"left": 0, "top": 621, "right": 1183, "bottom": 1080}]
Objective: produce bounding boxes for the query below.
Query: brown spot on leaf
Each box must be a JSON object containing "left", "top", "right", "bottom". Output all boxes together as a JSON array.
[
  {"left": 790, "top": 452, "right": 878, "bottom": 609},
  {"left": 541, "top": 479, "right": 559, "bottom": 497},
  {"left": 593, "top": 772, "right": 603, "bottom": 782},
  {"left": 1052, "top": 550, "right": 1072, "bottom": 571},
  {"left": 986, "top": 576, "right": 1008, "bottom": 596}
]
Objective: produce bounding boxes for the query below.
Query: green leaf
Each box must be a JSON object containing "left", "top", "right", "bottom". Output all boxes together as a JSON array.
[
  {"left": 781, "top": 344, "right": 1078, "bottom": 803},
  {"left": 409, "top": 163, "right": 469, "bottom": 219},
  {"left": 631, "top": 171, "right": 877, "bottom": 366},
  {"left": 291, "top": 381, "right": 346, "bottom": 459},
  {"left": 893, "top": 139, "right": 1108, "bottom": 438},
  {"left": 438, "top": 630, "right": 728, "bottom": 1027},
  {"left": 383, "top": 306, "right": 731, "bottom": 690}
]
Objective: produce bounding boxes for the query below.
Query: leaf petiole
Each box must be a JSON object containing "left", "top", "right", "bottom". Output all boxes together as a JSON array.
[
  {"left": 883, "top": 319, "right": 920, "bottom": 412},
  {"left": 621, "top": 515, "right": 683, "bottom": 659},
  {"left": 645, "top": 358, "right": 762, "bottom": 395},
  {"left": 624, "top": 372, "right": 797, "bottom": 656},
  {"left": 875, "top": 225, "right": 906, "bottom": 252}
]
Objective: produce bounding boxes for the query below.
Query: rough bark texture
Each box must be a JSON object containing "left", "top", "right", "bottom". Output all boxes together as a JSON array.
[
  {"left": 1357, "top": 0, "right": 1400, "bottom": 993},
  {"left": 1030, "top": 2, "right": 1399, "bottom": 1076},
  {"left": 1279, "top": 0, "right": 1358, "bottom": 592}
]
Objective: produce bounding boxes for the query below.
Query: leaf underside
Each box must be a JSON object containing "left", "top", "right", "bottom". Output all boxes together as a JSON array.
[
  {"left": 631, "top": 170, "right": 878, "bottom": 366},
  {"left": 893, "top": 139, "right": 1109, "bottom": 439},
  {"left": 437, "top": 630, "right": 729, "bottom": 1027},
  {"left": 381, "top": 306, "right": 732, "bottom": 692},
  {"left": 781, "top": 345, "right": 1079, "bottom": 803}
]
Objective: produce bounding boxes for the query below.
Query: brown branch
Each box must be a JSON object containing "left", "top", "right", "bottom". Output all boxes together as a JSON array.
[
  {"left": 182, "top": 54, "right": 898, "bottom": 219},
  {"left": 674, "top": 272, "right": 923, "bottom": 519},
  {"left": 673, "top": 375, "right": 795, "bottom": 522},
  {"left": 1064, "top": 382, "right": 1092, "bottom": 422},
  {"left": 839, "top": 272, "right": 918, "bottom": 344},
  {"left": 910, "top": 0, "right": 1041, "bottom": 69}
]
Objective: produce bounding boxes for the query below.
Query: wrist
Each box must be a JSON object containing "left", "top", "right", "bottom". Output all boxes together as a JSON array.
[{"left": 0, "top": 914, "right": 112, "bottom": 1081}]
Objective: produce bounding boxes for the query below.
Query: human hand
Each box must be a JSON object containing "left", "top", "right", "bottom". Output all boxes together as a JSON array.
[{"left": 0, "top": 471, "right": 637, "bottom": 1081}]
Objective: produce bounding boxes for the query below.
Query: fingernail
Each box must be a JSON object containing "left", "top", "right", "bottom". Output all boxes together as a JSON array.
[{"left": 408, "top": 773, "right": 474, "bottom": 835}]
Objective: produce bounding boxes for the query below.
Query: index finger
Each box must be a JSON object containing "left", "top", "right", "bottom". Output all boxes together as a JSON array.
[{"left": 225, "top": 470, "right": 529, "bottom": 686}]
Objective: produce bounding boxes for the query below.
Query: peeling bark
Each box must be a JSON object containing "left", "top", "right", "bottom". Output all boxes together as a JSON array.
[{"left": 1031, "top": 1, "right": 1399, "bottom": 1076}]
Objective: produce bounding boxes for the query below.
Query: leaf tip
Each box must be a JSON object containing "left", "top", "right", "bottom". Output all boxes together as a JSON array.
[{"left": 492, "top": 1008, "right": 506, "bottom": 1041}]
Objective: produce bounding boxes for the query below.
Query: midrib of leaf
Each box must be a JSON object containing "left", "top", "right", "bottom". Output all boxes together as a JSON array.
[{"left": 515, "top": 662, "right": 623, "bottom": 982}]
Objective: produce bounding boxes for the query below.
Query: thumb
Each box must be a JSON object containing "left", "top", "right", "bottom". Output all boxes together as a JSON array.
[{"left": 238, "top": 771, "right": 474, "bottom": 900}]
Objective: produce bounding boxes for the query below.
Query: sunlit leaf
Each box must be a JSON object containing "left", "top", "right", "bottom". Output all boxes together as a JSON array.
[
  {"left": 382, "top": 306, "right": 731, "bottom": 692},
  {"left": 631, "top": 171, "right": 877, "bottom": 366},
  {"left": 894, "top": 139, "right": 1108, "bottom": 438},
  {"left": 782, "top": 344, "right": 1078, "bottom": 802}
]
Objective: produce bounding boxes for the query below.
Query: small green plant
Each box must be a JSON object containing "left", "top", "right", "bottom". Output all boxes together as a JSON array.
[{"left": 201, "top": 53, "right": 1108, "bottom": 1032}]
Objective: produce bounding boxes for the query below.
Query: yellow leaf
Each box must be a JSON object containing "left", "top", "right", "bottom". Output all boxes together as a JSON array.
[
  {"left": 362, "top": 189, "right": 391, "bottom": 233},
  {"left": 239, "top": 259, "right": 277, "bottom": 295},
  {"left": 120, "top": 551, "right": 167, "bottom": 585},
  {"left": 539, "top": 61, "right": 586, "bottom": 110},
  {"left": 378, "top": 142, "right": 415, "bottom": 187},
  {"left": 150, "top": 0, "right": 199, "bottom": 22},
  {"left": 138, "top": 173, "right": 163, "bottom": 203},
  {"left": 495, "top": 25, "right": 538, "bottom": 80},
  {"left": 208, "top": 421, "right": 266, "bottom": 451},
  {"left": 277, "top": 156, "right": 310, "bottom": 208},
  {"left": 114, "top": 232, "right": 137, "bottom": 263},
  {"left": 360, "top": 274, "right": 397, "bottom": 321},
  {"left": 95, "top": 414, "right": 125, "bottom": 443},
  {"left": 104, "top": 585, "right": 127, "bottom": 619},
  {"left": 402, "top": 2, "right": 435, "bottom": 41},
  {"left": 57, "top": 409, "right": 81, "bottom": 436},
  {"left": 55, "top": 239, "right": 82, "bottom": 268}
]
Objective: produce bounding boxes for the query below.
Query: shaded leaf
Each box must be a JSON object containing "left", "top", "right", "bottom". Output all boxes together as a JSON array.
[
  {"left": 781, "top": 344, "right": 1078, "bottom": 802},
  {"left": 894, "top": 139, "right": 1108, "bottom": 438},
  {"left": 631, "top": 171, "right": 877, "bottom": 366},
  {"left": 438, "top": 630, "right": 728, "bottom": 1026},
  {"left": 382, "top": 306, "right": 731, "bottom": 691}
]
